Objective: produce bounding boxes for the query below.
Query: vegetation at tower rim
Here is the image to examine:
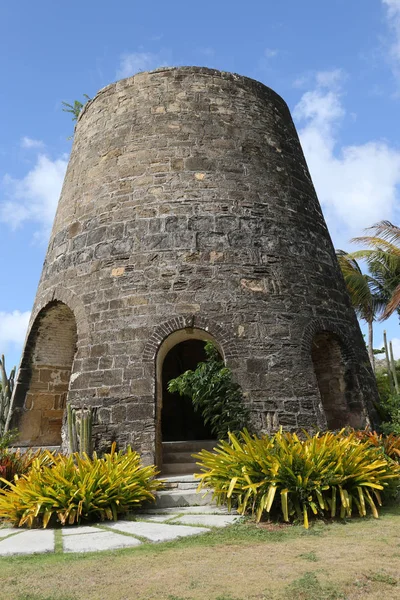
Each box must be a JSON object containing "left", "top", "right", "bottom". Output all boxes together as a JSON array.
[
  {"left": 194, "top": 429, "right": 400, "bottom": 529},
  {"left": 0, "top": 443, "right": 162, "bottom": 528},
  {"left": 168, "top": 341, "right": 250, "bottom": 439},
  {"left": 0, "top": 355, "right": 15, "bottom": 436},
  {"left": 61, "top": 94, "right": 91, "bottom": 121}
]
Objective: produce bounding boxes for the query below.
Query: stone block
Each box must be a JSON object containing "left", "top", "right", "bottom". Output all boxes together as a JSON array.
[{"left": 126, "top": 403, "right": 155, "bottom": 421}]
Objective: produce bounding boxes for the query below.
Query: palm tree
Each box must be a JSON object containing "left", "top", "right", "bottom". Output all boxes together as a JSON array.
[
  {"left": 337, "top": 251, "right": 385, "bottom": 370},
  {"left": 351, "top": 221, "right": 400, "bottom": 321}
]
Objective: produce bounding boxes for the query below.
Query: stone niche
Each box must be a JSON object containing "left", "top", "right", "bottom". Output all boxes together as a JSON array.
[{"left": 13, "top": 301, "right": 77, "bottom": 446}]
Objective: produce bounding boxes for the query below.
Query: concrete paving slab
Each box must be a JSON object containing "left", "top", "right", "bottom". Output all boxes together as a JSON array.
[
  {"left": 107, "top": 520, "right": 210, "bottom": 542},
  {"left": 0, "top": 529, "right": 54, "bottom": 556},
  {"left": 173, "top": 514, "right": 240, "bottom": 528},
  {"left": 139, "top": 505, "right": 232, "bottom": 515},
  {"left": 137, "top": 515, "right": 180, "bottom": 523},
  {"left": 63, "top": 530, "right": 142, "bottom": 553},
  {"left": 62, "top": 526, "right": 103, "bottom": 536},
  {"left": 0, "top": 528, "right": 21, "bottom": 539}
]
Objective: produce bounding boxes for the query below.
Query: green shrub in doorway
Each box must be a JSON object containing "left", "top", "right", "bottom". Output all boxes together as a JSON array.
[{"left": 168, "top": 342, "right": 249, "bottom": 439}]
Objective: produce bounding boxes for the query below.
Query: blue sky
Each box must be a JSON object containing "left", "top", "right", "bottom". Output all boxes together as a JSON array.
[{"left": 1, "top": 0, "right": 400, "bottom": 370}]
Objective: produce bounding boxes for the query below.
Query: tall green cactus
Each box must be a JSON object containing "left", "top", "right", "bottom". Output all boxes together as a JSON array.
[
  {"left": 0, "top": 355, "right": 16, "bottom": 436},
  {"left": 67, "top": 404, "right": 93, "bottom": 456}
]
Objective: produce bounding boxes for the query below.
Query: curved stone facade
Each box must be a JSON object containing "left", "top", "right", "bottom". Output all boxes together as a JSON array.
[{"left": 12, "top": 66, "right": 379, "bottom": 461}]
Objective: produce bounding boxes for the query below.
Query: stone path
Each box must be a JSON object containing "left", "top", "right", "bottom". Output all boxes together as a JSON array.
[{"left": 0, "top": 508, "right": 240, "bottom": 556}]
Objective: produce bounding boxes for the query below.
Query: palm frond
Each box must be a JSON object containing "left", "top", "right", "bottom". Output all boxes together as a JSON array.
[
  {"left": 364, "top": 221, "right": 400, "bottom": 245},
  {"left": 381, "top": 282, "right": 400, "bottom": 319},
  {"left": 350, "top": 237, "right": 400, "bottom": 256},
  {"left": 336, "top": 251, "right": 383, "bottom": 322}
]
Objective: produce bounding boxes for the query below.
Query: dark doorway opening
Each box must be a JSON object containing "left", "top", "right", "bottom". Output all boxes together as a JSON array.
[{"left": 161, "top": 339, "right": 214, "bottom": 441}]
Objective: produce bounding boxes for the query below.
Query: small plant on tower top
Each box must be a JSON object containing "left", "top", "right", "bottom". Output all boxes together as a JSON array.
[{"left": 61, "top": 94, "right": 91, "bottom": 121}]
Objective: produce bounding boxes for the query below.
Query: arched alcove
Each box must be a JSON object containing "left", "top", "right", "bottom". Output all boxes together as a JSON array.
[
  {"left": 15, "top": 301, "right": 78, "bottom": 446},
  {"left": 311, "top": 332, "right": 357, "bottom": 430},
  {"left": 155, "top": 327, "right": 223, "bottom": 468}
]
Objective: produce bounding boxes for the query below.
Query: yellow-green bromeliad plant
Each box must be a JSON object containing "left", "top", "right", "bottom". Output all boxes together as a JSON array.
[
  {"left": 194, "top": 429, "right": 400, "bottom": 528},
  {"left": 0, "top": 443, "right": 162, "bottom": 528}
]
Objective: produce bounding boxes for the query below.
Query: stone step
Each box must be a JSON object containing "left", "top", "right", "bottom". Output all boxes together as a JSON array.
[
  {"left": 162, "top": 451, "right": 198, "bottom": 464},
  {"left": 154, "top": 489, "right": 215, "bottom": 509},
  {"left": 161, "top": 440, "right": 218, "bottom": 453},
  {"left": 161, "top": 462, "right": 200, "bottom": 475},
  {"left": 159, "top": 475, "right": 200, "bottom": 491}
]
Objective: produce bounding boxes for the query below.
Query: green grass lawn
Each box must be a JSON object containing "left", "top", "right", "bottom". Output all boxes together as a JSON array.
[{"left": 1, "top": 506, "right": 400, "bottom": 600}]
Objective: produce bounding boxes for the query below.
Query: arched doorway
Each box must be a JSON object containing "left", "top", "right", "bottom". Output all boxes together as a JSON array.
[
  {"left": 155, "top": 328, "right": 222, "bottom": 472},
  {"left": 161, "top": 339, "right": 214, "bottom": 442},
  {"left": 311, "top": 332, "right": 363, "bottom": 430},
  {"left": 14, "top": 301, "right": 77, "bottom": 446}
]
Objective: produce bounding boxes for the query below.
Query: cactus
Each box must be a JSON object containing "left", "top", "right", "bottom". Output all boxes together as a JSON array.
[
  {"left": 0, "top": 355, "right": 16, "bottom": 436},
  {"left": 389, "top": 340, "right": 400, "bottom": 395},
  {"left": 67, "top": 404, "right": 93, "bottom": 456},
  {"left": 383, "top": 331, "right": 395, "bottom": 395}
]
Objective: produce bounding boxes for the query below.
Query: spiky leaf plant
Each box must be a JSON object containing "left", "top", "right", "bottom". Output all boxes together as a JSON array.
[
  {"left": 195, "top": 429, "right": 400, "bottom": 528},
  {"left": 0, "top": 443, "right": 162, "bottom": 528},
  {"left": 353, "top": 429, "right": 400, "bottom": 461},
  {"left": 0, "top": 448, "right": 54, "bottom": 489}
]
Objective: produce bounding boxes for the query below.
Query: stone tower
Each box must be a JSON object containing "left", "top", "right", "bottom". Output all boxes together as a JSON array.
[{"left": 12, "top": 67, "right": 378, "bottom": 464}]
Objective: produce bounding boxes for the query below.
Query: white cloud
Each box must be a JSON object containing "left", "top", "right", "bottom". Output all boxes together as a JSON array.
[
  {"left": 293, "top": 69, "right": 400, "bottom": 249},
  {"left": 0, "top": 311, "right": 30, "bottom": 355},
  {"left": 0, "top": 153, "right": 68, "bottom": 236},
  {"left": 20, "top": 137, "right": 45, "bottom": 150},
  {"left": 116, "top": 51, "right": 170, "bottom": 79},
  {"left": 382, "top": 0, "right": 400, "bottom": 81}
]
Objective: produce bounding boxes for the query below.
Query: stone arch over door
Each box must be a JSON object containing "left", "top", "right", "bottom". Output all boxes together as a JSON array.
[
  {"left": 154, "top": 326, "right": 224, "bottom": 469},
  {"left": 13, "top": 301, "right": 78, "bottom": 446},
  {"left": 310, "top": 331, "right": 366, "bottom": 430}
]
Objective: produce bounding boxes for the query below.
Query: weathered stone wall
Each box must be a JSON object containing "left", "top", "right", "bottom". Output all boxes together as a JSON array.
[
  {"left": 14, "top": 302, "right": 77, "bottom": 445},
  {"left": 13, "top": 67, "right": 379, "bottom": 458}
]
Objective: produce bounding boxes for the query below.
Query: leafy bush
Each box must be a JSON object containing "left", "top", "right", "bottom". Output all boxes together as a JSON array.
[
  {"left": 378, "top": 394, "right": 400, "bottom": 435},
  {"left": 195, "top": 429, "right": 400, "bottom": 528},
  {"left": 0, "top": 447, "right": 54, "bottom": 489},
  {"left": 353, "top": 428, "right": 400, "bottom": 461},
  {"left": 0, "top": 430, "right": 54, "bottom": 489},
  {"left": 0, "top": 429, "right": 18, "bottom": 453},
  {"left": 168, "top": 341, "right": 249, "bottom": 438},
  {"left": 0, "top": 443, "right": 162, "bottom": 528}
]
